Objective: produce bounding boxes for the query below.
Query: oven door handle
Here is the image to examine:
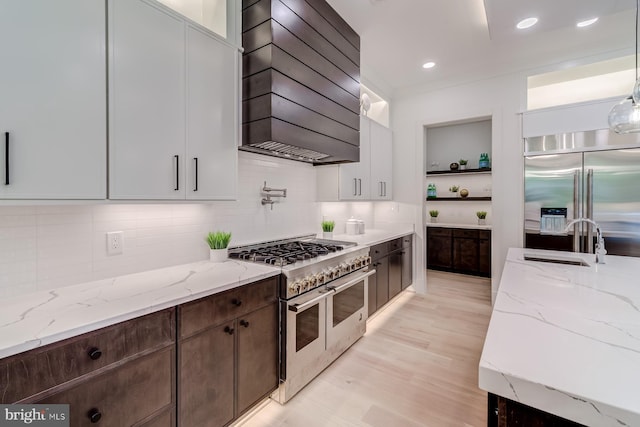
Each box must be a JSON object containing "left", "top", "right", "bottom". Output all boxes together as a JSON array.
[
  {"left": 288, "top": 292, "right": 331, "bottom": 313},
  {"left": 327, "top": 269, "right": 376, "bottom": 293}
]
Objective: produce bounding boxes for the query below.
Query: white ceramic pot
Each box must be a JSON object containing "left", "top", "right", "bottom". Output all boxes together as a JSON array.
[
  {"left": 478, "top": 218, "right": 486, "bottom": 225},
  {"left": 460, "top": 165, "right": 466, "bottom": 170},
  {"left": 356, "top": 220, "right": 365, "bottom": 234},
  {"left": 323, "top": 231, "right": 333, "bottom": 239},
  {"left": 346, "top": 217, "right": 359, "bottom": 235},
  {"left": 209, "top": 248, "right": 228, "bottom": 263},
  {"left": 430, "top": 217, "right": 438, "bottom": 223}
]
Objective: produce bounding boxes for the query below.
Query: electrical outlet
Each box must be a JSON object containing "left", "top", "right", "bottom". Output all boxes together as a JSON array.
[{"left": 106, "top": 231, "right": 124, "bottom": 255}]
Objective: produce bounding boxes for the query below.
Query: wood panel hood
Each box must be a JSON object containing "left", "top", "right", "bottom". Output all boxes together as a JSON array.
[{"left": 241, "top": 0, "right": 361, "bottom": 165}]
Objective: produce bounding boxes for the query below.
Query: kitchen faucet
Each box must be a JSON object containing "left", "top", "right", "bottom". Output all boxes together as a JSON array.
[{"left": 564, "top": 218, "right": 607, "bottom": 264}]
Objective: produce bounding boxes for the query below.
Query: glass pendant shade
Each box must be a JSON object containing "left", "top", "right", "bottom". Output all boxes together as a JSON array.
[{"left": 609, "top": 79, "right": 640, "bottom": 134}]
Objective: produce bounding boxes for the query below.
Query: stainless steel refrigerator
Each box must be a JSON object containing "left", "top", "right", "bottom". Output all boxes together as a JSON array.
[{"left": 524, "top": 129, "right": 640, "bottom": 257}]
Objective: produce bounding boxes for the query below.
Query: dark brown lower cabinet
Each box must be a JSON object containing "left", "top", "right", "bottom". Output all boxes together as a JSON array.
[
  {"left": 388, "top": 251, "right": 402, "bottom": 299},
  {"left": 427, "top": 227, "right": 491, "bottom": 277},
  {"left": 38, "top": 347, "right": 175, "bottom": 427},
  {"left": 488, "top": 393, "right": 586, "bottom": 427},
  {"left": 236, "top": 303, "right": 279, "bottom": 415},
  {"left": 426, "top": 227, "right": 453, "bottom": 269},
  {"left": 178, "top": 277, "right": 279, "bottom": 427},
  {"left": 369, "top": 234, "right": 413, "bottom": 316},
  {"left": 179, "top": 324, "right": 235, "bottom": 427}
]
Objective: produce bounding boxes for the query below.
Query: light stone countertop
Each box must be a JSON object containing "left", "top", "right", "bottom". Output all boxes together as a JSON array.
[
  {"left": 324, "top": 227, "right": 414, "bottom": 247},
  {"left": 0, "top": 260, "right": 281, "bottom": 359},
  {"left": 425, "top": 222, "right": 492, "bottom": 230},
  {"left": 479, "top": 247, "right": 640, "bottom": 427}
]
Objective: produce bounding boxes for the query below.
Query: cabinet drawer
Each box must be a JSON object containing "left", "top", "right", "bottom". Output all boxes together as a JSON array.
[
  {"left": 427, "top": 227, "right": 452, "bottom": 237},
  {"left": 401, "top": 234, "right": 413, "bottom": 248},
  {"left": 179, "top": 277, "right": 278, "bottom": 339},
  {"left": 38, "top": 347, "right": 175, "bottom": 427},
  {"left": 453, "top": 229, "right": 479, "bottom": 239},
  {"left": 0, "top": 308, "right": 175, "bottom": 404},
  {"left": 370, "top": 242, "right": 389, "bottom": 260},
  {"left": 389, "top": 238, "right": 403, "bottom": 252},
  {"left": 479, "top": 230, "right": 491, "bottom": 240}
]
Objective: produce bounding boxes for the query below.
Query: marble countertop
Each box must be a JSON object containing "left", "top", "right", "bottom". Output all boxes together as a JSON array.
[
  {"left": 479, "top": 247, "right": 640, "bottom": 427},
  {"left": 425, "top": 222, "right": 492, "bottom": 230},
  {"left": 0, "top": 260, "right": 281, "bottom": 360},
  {"left": 324, "top": 227, "right": 414, "bottom": 247}
]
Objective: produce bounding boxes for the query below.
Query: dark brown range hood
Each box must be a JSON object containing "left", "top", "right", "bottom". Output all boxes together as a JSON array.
[{"left": 241, "top": 0, "right": 361, "bottom": 165}]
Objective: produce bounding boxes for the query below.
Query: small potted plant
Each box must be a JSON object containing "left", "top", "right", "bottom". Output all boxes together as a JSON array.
[
  {"left": 206, "top": 231, "right": 232, "bottom": 262},
  {"left": 429, "top": 210, "right": 439, "bottom": 223},
  {"left": 321, "top": 220, "right": 335, "bottom": 239},
  {"left": 476, "top": 211, "right": 487, "bottom": 225},
  {"left": 459, "top": 159, "right": 468, "bottom": 170},
  {"left": 449, "top": 185, "right": 460, "bottom": 197}
]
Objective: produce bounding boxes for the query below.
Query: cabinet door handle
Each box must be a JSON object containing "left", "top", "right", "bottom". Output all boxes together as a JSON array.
[
  {"left": 240, "top": 319, "right": 249, "bottom": 328},
  {"left": 224, "top": 326, "right": 235, "bottom": 335},
  {"left": 193, "top": 157, "right": 198, "bottom": 192},
  {"left": 231, "top": 298, "right": 242, "bottom": 306},
  {"left": 358, "top": 178, "right": 362, "bottom": 195},
  {"left": 87, "top": 347, "right": 102, "bottom": 360},
  {"left": 383, "top": 181, "right": 387, "bottom": 196},
  {"left": 174, "top": 155, "right": 180, "bottom": 191},
  {"left": 87, "top": 408, "right": 102, "bottom": 423},
  {"left": 4, "top": 132, "right": 9, "bottom": 185},
  {"left": 379, "top": 182, "right": 383, "bottom": 197},
  {"left": 353, "top": 178, "right": 357, "bottom": 196}
]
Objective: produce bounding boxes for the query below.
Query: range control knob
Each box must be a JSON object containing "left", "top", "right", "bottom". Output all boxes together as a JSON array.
[
  {"left": 314, "top": 273, "right": 325, "bottom": 285},
  {"left": 339, "top": 262, "right": 350, "bottom": 274},
  {"left": 289, "top": 280, "right": 301, "bottom": 294}
]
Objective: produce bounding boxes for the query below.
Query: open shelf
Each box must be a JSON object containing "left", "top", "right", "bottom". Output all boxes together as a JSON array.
[
  {"left": 426, "top": 167, "right": 491, "bottom": 176},
  {"left": 426, "top": 197, "right": 492, "bottom": 201}
]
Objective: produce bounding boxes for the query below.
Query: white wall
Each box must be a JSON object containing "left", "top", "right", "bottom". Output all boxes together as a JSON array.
[
  {"left": 392, "top": 73, "right": 527, "bottom": 302},
  {"left": 0, "top": 152, "right": 319, "bottom": 298}
]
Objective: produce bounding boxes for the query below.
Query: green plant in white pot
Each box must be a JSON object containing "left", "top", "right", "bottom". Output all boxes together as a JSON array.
[
  {"left": 429, "top": 210, "right": 439, "bottom": 223},
  {"left": 459, "top": 159, "right": 468, "bottom": 170},
  {"left": 476, "top": 211, "right": 487, "bottom": 225},
  {"left": 321, "top": 220, "right": 335, "bottom": 239},
  {"left": 206, "top": 231, "right": 231, "bottom": 262}
]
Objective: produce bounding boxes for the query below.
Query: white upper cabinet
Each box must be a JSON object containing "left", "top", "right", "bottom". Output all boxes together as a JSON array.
[
  {"left": 318, "top": 116, "right": 393, "bottom": 201},
  {"left": 185, "top": 25, "right": 237, "bottom": 200},
  {"left": 339, "top": 116, "right": 371, "bottom": 200},
  {"left": 369, "top": 119, "right": 392, "bottom": 200},
  {"left": 0, "top": 0, "right": 106, "bottom": 199},
  {"left": 108, "top": 0, "right": 238, "bottom": 200},
  {"left": 109, "top": 0, "right": 186, "bottom": 200}
]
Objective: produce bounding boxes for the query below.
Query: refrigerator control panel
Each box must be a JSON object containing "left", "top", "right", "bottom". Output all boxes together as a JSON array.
[{"left": 540, "top": 208, "right": 567, "bottom": 235}]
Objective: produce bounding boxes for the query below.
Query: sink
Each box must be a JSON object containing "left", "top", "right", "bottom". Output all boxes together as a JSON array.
[{"left": 523, "top": 253, "right": 590, "bottom": 267}]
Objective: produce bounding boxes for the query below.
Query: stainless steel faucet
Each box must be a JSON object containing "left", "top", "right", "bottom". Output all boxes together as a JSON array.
[{"left": 564, "top": 218, "right": 607, "bottom": 264}]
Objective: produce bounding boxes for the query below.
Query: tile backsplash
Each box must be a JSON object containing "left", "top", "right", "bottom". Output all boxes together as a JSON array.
[
  {"left": 0, "top": 152, "right": 319, "bottom": 297},
  {"left": 0, "top": 152, "right": 416, "bottom": 298}
]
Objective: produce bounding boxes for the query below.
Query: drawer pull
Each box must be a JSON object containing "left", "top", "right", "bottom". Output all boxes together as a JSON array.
[
  {"left": 224, "top": 326, "right": 235, "bottom": 335},
  {"left": 87, "top": 347, "right": 102, "bottom": 360},
  {"left": 231, "top": 298, "right": 242, "bottom": 306},
  {"left": 88, "top": 408, "right": 102, "bottom": 423},
  {"left": 240, "top": 319, "right": 249, "bottom": 328}
]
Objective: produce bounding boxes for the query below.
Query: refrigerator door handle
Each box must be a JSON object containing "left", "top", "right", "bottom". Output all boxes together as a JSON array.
[
  {"left": 586, "top": 169, "right": 594, "bottom": 254},
  {"left": 573, "top": 171, "right": 580, "bottom": 253}
]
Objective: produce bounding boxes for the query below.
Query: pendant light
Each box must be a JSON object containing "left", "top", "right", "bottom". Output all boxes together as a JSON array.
[{"left": 609, "top": 0, "right": 640, "bottom": 134}]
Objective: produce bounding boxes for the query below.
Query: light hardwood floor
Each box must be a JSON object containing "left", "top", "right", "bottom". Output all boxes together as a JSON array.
[{"left": 238, "top": 270, "right": 493, "bottom": 427}]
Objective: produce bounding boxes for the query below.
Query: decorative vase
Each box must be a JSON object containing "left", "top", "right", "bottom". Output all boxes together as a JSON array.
[
  {"left": 478, "top": 218, "right": 486, "bottom": 225},
  {"left": 430, "top": 217, "right": 438, "bottom": 223},
  {"left": 323, "top": 231, "right": 333, "bottom": 239},
  {"left": 209, "top": 248, "right": 228, "bottom": 263}
]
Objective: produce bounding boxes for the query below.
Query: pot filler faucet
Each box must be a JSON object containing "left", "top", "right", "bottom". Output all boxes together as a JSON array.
[{"left": 564, "top": 218, "right": 607, "bottom": 264}]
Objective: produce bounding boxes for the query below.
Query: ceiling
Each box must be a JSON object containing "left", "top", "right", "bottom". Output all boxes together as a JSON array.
[{"left": 325, "top": 0, "right": 637, "bottom": 97}]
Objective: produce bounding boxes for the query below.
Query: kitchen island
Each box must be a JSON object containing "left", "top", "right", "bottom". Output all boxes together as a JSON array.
[{"left": 480, "top": 248, "right": 640, "bottom": 426}]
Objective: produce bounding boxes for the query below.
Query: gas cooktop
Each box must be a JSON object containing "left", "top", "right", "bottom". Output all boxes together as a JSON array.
[{"left": 228, "top": 236, "right": 356, "bottom": 267}]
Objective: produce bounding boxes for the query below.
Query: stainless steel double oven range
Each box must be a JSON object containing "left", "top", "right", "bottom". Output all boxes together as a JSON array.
[{"left": 229, "top": 235, "right": 373, "bottom": 403}]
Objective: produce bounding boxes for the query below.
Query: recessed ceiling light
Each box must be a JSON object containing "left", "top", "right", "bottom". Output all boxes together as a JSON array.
[
  {"left": 577, "top": 17, "right": 599, "bottom": 28},
  {"left": 422, "top": 62, "right": 436, "bottom": 69},
  {"left": 516, "top": 17, "right": 538, "bottom": 30}
]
